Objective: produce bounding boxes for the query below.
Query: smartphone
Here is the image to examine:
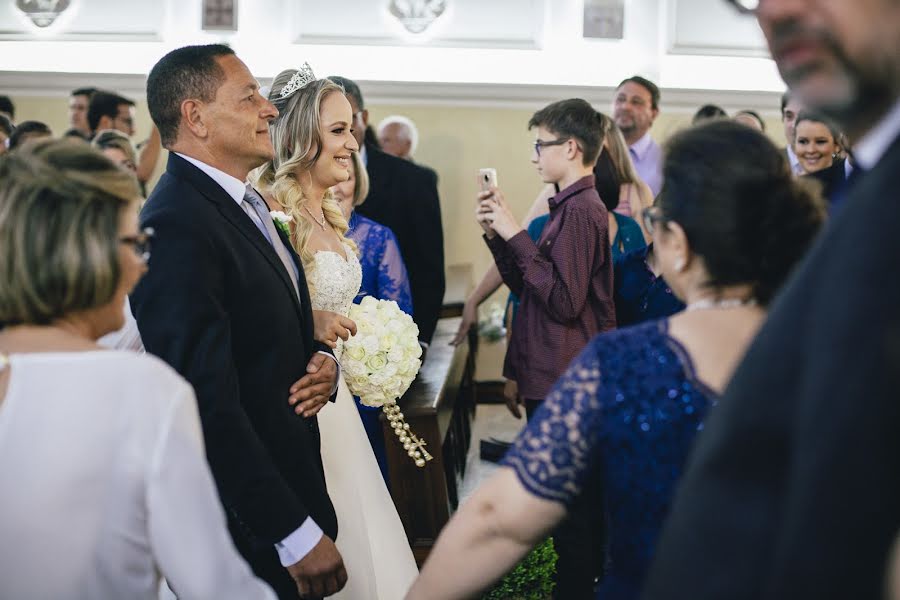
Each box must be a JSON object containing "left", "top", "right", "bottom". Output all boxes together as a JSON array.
[{"left": 478, "top": 168, "right": 498, "bottom": 193}]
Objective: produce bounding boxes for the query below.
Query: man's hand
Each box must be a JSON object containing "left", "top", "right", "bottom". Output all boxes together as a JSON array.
[
  {"left": 313, "top": 310, "right": 357, "bottom": 349},
  {"left": 286, "top": 535, "right": 347, "bottom": 599},
  {"left": 289, "top": 353, "right": 338, "bottom": 418},
  {"left": 503, "top": 379, "right": 524, "bottom": 419},
  {"left": 479, "top": 188, "right": 523, "bottom": 241}
]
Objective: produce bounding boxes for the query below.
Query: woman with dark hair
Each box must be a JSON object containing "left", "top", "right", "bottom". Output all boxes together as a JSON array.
[
  {"left": 0, "top": 140, "right": 273, "bottom": 599},
  {"left": 407, "top": 121, "right": 826, "bottom": 600}
]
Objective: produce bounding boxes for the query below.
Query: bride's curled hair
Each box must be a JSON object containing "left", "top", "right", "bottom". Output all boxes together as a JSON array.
[{"left": 253, "top": 69, "right": 357, "bottom": 267}]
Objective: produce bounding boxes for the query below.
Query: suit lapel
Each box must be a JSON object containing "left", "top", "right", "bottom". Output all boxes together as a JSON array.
[
  {"left": 167, "top": 155, "right": 306, "bottom": 322},
  {"left": 276, "top": 225, "right": 315, "bottom": 343}
]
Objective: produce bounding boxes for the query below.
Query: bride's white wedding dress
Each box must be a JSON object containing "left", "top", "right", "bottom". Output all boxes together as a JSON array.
[{"left": 307, "top": 243, "right": 419, "bottom": 599}]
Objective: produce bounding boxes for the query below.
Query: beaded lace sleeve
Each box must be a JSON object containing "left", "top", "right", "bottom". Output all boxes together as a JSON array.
[{"left": 501, "top": 345, "right": 605, "bottom": 504}]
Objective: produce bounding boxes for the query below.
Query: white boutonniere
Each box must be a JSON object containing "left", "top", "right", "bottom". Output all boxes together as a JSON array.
[{"left": 270, "top": 210, "right": 293, "bottom": 237}]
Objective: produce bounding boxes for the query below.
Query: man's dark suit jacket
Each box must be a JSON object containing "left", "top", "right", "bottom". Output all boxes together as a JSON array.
[
  {"left": 641, "top": 135, "right": 900, "bottom": 598},
  {"left": 131, "top": 154, "right": 337, "bottom": 597},
  {"left": 356, "top": 143, "right": 445, "bottom": 344}
]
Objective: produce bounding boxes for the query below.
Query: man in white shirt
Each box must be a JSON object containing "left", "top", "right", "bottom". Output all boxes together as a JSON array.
[{"left": 612, "top": 75, "right": 663, "bottom": 196}]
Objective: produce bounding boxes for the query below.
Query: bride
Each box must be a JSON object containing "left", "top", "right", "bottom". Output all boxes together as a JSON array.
[{"left": 254, "top": 65, "right": 419, "bottom": 599}]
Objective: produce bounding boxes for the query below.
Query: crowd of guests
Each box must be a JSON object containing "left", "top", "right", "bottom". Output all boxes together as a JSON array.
[{"left": 1, "top": 0, "right": 900, "bottom": 597}]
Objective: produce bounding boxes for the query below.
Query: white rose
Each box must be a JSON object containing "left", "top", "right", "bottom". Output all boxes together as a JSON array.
[{"left": 362, "top": 335, "right": 380, "bottom": 355}]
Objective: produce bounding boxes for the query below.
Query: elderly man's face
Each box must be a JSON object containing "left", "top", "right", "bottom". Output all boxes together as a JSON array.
[
  {"left": 756, "top": 0, "right": 900, "bottom": 133},
  {"left": 378, "top": 122, "right": 412, "bottom": 159}
]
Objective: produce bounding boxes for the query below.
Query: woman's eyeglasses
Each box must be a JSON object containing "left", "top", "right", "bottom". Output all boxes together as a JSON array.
[
  {"left": 119, "top": 227, "right": 154, "bottom": 262},
  {"left": 641, "top": 207, "right": 666, "bottom": 236}
]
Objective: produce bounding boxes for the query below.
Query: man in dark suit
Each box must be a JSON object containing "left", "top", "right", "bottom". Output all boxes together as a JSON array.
[
  {"left": 642, "top": 2, "right": 900, "bottom": 599},
  {"left": 328, "top": 76, "right": 445, "bottom": 353},
  {"left": 131, "top": 45, "right": 346, "bottom": 599}
]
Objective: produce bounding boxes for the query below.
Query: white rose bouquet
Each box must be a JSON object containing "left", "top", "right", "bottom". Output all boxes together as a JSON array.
[{"left": 341, "top": 296, "right": 432, "bottom": 467}]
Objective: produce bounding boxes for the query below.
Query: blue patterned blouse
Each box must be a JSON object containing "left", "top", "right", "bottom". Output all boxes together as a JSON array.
[
  {"left": 502, "top": 319, "right": 718, "bottom": 599},
  {"left": 346, "top": 212, "right": 413, "bottom": 484},
  {"left": 347, "top": 212, "right": 413, "bottom": 315}
]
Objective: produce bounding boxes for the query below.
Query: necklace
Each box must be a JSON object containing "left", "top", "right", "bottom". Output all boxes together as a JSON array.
[
  {"left": 303, "top": 206, "right": 327, "bottom": 230},
  {"left": 685, "top": 297, "right": 756, "bottom": 312}
]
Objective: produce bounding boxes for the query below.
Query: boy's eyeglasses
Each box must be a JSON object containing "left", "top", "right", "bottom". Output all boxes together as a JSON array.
[{"left": 533, "top": 137, "right": 571, "bottom": 157}]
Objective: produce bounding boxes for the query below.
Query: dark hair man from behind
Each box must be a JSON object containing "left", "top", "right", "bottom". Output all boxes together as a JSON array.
[
  {"left": 87, "top": 92, "right": 136, "bottom": 137},
  {"left": 8, "top": 121, "right": 52, "bottom": 151},
  {"left": 146, "top": 44, "right": 235, "bottom": 148},
  {"left": 693, "top": 104, "right": 728, "bottom": 124},
  {"left": 0, "top": 95, "right": 15, "bottom": 121},
  {"left": 528, "top": 98, "right": 608, "bottom": 166}
]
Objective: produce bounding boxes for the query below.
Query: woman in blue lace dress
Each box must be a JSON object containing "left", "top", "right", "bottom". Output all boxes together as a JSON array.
[
  {"left": 333, "top": 151, "right": 413, "bottom": 483},
  {"left": 407, "top": 121, "right": 826, "bottom": 600}
]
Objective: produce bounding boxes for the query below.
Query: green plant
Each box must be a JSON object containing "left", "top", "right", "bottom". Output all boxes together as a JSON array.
[{"left": 482, "top": 537, "right": 557, "bottom": 600}]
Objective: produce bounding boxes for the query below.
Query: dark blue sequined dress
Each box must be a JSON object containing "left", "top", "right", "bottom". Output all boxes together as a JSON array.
[{"left": 502, "top": 319, "right": 718, "bottom": 599}]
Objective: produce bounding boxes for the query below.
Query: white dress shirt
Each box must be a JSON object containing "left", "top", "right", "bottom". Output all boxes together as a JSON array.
[
  {"left": 174, "top": 153, "right": 335, "bottom": 565},
  {"left": 629, "top": 131, "right": 664, "bottom": 197},
  {"left": 853, "top": 99, "right": 900, "bottom": 170},
  {"left": 0, "top": 351, "right": 275, "bottom": 599},
  {"left": 786, "top": 144, "right": 804, "bottom": 175}
]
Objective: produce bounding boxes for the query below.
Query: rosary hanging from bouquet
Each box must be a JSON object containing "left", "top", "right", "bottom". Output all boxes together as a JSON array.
[{"left": 340, "top": 296, "right": 433, "bottom": 467}]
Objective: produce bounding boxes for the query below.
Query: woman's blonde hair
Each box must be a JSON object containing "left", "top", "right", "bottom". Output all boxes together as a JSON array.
[
  {"left": 604, "top": 121, "right": 641, "bottom": 185},
  {"left": 350, "top": 151, "right": 370, "bottom": 207},
  {"left": 0, "top": 139, "right": 139, "bottom": 325},
  {"left": 91, "top": 128, "right": 137, "bottom": 167},
  {"left": 253, "top": 70, "right": 357, "bottom": 266}
]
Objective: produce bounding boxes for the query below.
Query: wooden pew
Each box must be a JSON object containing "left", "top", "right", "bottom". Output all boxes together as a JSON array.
[{"left": 382, "top": 317, "right": 476, "bottom": 566}]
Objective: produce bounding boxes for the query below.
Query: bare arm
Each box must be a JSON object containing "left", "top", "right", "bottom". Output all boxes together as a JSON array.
[
  {"left": 450, "top": 264, "right": 504, "bottom": 345},
  {"left": 522, "top": 184, "right": 554, "bottom": 225},
  {"left": 406, "top": 468, "right": 566, "bottom": 599},
  {"left": 136, "top": 125, "right": 162, "bottom": 185}
]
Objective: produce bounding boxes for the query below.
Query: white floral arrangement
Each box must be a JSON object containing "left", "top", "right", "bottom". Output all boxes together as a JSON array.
[
  {"left": 478, "top": 302, "right": 507, "bottom": 343},
  {"left": 269, "top": 210, "right": 292, "bottom": 237},
  {"left": 341, "top": 296, "right": 433, "bottom": 467}
]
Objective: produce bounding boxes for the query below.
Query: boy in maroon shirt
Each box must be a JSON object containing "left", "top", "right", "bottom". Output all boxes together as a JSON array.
[{"left": 477, "top": 98, "right": 616, "bottom": 597}]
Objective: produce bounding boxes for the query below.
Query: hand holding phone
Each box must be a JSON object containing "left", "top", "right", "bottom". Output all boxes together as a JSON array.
[{"left": 478, "top": 168, "right": 498, "bottom": 194}]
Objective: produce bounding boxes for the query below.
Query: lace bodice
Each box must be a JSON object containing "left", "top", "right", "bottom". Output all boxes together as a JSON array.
[{"left": 306, "top": 243, "right": 363, "bottom": 317}]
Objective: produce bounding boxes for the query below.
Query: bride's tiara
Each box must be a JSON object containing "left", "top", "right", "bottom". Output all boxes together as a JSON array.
[{"left": 279, "top": 62, "right": 316, "bottom": 99}]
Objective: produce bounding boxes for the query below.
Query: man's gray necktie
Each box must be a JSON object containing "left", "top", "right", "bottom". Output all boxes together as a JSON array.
[{"left": 242, "top": 186, "right": 301, "bottom": 299}]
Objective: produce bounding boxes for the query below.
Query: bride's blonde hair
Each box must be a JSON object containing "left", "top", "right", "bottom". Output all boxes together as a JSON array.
[{"left": 253, "top": 70, "right": 357, "bottom": 267}]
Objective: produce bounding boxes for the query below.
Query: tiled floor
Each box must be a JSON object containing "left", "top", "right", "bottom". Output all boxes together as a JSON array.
[{"left": 458, "top": 403, "right": 527, "bottom": 503}]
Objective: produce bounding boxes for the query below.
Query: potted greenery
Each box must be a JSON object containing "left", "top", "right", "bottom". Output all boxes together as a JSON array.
[{"left": 482, "top": 538, "right": 557, "bottom": 600}]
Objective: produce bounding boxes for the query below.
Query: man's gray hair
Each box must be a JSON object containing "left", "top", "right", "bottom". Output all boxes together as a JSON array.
[{"left": 377, "top": 115, "right": 419, "bottom": 157}]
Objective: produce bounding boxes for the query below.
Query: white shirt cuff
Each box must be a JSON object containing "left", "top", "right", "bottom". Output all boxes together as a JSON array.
[
  {"left": 274, "top": 517, "right": 324, "bottom": 567},
  {"left": 316, "top": 350, "right": 341, "bottom": 395}
]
